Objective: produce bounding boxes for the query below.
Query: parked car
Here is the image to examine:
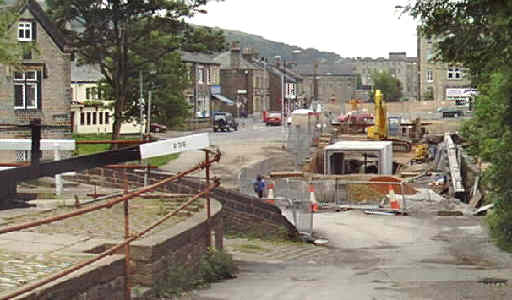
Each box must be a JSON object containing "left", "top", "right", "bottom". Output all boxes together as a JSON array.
[
  {"left": 150, "top": 123, "right": 167, "bottom": 133},
  {"left": 337, "top": 111, "right": 374, "bottom": 123},
  {"left": 213, "top": 112, "right": 238, "bottom": 132},
  {"left": 437, "top": 107, "right": 464, "bottom": 118},
  {"left": 265, "top": 112, "right": 282, "bottom": 126}
]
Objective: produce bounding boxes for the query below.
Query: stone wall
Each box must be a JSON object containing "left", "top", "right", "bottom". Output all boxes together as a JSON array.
[
  {"left": 16, "top": 255, "right": 125, "bottom": 300},
  {"left": 125, "top": 201, "right": 223, "bottom": 287},
  {"left": 67, "top": 167, "right": 297, "bottom": 239}
]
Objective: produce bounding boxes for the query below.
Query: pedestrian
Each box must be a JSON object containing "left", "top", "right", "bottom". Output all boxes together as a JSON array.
[{"left": 253, "top": 175, "right": 265, "bottom": 199}]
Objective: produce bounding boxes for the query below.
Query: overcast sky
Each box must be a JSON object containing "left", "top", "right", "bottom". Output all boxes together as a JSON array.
[{"left": 189, "top": 0, "right": 419, "bottom": 59}]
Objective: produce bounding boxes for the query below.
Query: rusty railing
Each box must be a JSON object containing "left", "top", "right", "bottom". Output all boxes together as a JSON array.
[{"left": 0, "top": 148, "right": 221, "bottom": 300}]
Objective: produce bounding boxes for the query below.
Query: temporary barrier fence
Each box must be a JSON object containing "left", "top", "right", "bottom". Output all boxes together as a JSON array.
[{"left": 259, "top": 178, "right": 416, "bottom": 213}]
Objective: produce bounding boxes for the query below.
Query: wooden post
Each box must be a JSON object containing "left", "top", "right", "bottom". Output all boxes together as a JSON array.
[{"left": 30, "top": 119, "right": 42, "bottom": 174}]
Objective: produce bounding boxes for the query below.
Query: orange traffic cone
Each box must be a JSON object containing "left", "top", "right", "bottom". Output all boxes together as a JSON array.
[
  {"left": 265, "top": 182, "right": 275, "bottom": 205},
  {"left": 309, "top": 183, "right": 318, "bottom": 212},
  {"left": 388, "top": 185, "right": 400, "bottom": 211}
]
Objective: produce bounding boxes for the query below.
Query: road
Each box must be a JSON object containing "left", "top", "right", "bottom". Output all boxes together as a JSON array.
[
  {"left": 191, "top": 211, "right": 512, "bottom": 300},
  {"left": 161, "top": 121, "right": 512, "bottom": 300},
  {"left": 160, "top": 119, "right": 292, "bottom": 189}
]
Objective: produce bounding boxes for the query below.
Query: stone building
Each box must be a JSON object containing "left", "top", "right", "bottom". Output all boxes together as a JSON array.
[
  {"left": 417, "top": 29, "right": 473, "bottom": 108},
  {"left": 350, "top": 52, "right": 418, "bottom": 100},
  {"left": 264, "top": 58, "right": 303, "bottom": 115},
  {"left": 213, "top": 42, "right": 267, "bottom": 118},
  {"left": 0, "top": 0, "right": 72, "bottom": 162},
  {"left": 181, "top": 52, "right": 224, "bottom": 119},
  {"left": 297, "top": 63, "right": 357, "bottom": 115}
]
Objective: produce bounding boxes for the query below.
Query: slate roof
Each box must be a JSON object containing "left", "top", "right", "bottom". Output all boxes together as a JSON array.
[
  {"left": 213, "top": 51, "right": 259, "bottom": 70},
  {"left": 180, "top": 51, "right": 219, "bottom": 65},
  {"left": 296, "top": 63, "right": 355, "bottom": 76},
  {"left": 71, "top": 62, "right": 103, "bottom": 82}
]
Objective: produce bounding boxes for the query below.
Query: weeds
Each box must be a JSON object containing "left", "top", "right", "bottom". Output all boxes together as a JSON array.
[
  {"left": 486, "top": 204, "right": 512, "bottom": 253},
  {"left": 153, "top": 248, "right": 237, "bottom": 298}
]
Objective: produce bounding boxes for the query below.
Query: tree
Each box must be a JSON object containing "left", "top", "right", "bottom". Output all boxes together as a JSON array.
[
  {"left": 406, "top": 1, "right": 512, "bottom": 250},
  {"left": 46, "top": 0, "right": 226, "bottom": 139},
  {"left": 370, "top": 70, "right": 402, "bottom": 102}
]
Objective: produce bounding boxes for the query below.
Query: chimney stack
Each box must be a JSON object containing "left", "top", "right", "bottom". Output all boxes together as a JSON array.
[
  {"left": 231, "top": 41, "right": 241, "bottom": 69},
  {"left": 274, "top": 56, "right": 282, "bottom": 68}
]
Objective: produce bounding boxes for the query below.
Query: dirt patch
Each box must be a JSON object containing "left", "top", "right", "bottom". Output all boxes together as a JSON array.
[{"left": 369, "top": 176, "right": 417, "bottom": 195}]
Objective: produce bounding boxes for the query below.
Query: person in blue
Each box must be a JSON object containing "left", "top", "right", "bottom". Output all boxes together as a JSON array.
[{"left": 253, "top": 175, "right": 265, "bottom": 199}]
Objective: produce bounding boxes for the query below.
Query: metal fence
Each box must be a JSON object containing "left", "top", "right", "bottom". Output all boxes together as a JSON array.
[
  {"left": 0, "top": 149, "right": 222, "bottom": 300},
  {"left": 265, "top": 178, "right": 434, "bottom": 213},
  {"left": 238, "top": 176, "right": 443, "bottom": 235}
]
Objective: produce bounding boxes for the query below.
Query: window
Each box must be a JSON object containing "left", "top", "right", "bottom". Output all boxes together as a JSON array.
[
  {"left": 99, "top": 112, "right": 103, "bottom": 124},
  {"left": 86, "top": 112, "right": 91, "bottom": 125},
  {"left": 427, "top": 70, "right": 433, "bottom": 82},
  {"left": 86, "top": 87, "right": 97, "bottom": 100},
  {"left": 424, "top": 86, "right": 434, "bottom": 100},
  {"left": 197, "top": 67, "right": 204, "bottom": 84},
  {"left": 18, "top": 22, "right": 33, "bottom": 41},
  {"left": 447, "top": 66, "right": 462, "bottom": 80},
  {"left": 92, "top": 112, "right": 97, "bottom": 124},
  {"left": 80, "top": 112, "right": 85, "bottom": 125},
  {"left": 14, "top": 70, "right": 40, "bottom": 109},
  {"left": 105, "top": 112, "right": 110, "bottom": 124},
  {"left": 206, "top": 67, "right": 211, "bottom": 84}
]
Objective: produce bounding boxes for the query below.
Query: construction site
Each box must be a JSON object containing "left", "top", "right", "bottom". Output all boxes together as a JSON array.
[
  {"left": 0, "top": 92, "right": 505, "bottom": 300},
  {"left": 243, "top": 91, "right": 482, "bottom": 220}
]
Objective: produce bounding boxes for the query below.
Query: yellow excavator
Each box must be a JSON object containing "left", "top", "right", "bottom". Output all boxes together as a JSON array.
[
  {"left": 367, "top": 90, "right": 388, "bottom": 140},
  {"left": 367, "top": 90, "right": 411, "bottom": 152}
]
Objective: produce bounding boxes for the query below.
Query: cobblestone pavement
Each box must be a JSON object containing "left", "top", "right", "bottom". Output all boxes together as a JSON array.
[
  {"left": 0, "top": 249, "right": 88, "bottom": 293},
  {"left": 0, "top": 191, "right": 205, "bottom": 296},
  {"left": 6, "top": 197, "right": 202, "bottom": 240}
]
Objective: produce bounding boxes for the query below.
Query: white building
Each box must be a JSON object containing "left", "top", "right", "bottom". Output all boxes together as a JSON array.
[
  {"left": 323, "top": 141, "right": 393, "bottom": 175},
  {"left": 70, "top": 62, "right": 144, "bottom": 135}
]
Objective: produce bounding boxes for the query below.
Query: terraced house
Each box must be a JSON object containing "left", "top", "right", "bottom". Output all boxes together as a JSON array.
[{"left": 0, "top": 0, "right": 72, "bottom": 162}]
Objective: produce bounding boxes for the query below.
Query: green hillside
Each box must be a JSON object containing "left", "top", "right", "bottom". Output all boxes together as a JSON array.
[{"left": 219, "top": 28, "right": 346, "bottom": 65}]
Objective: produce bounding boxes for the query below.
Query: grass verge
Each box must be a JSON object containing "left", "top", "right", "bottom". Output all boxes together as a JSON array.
[{"left": 72, "top": 134, "right": 178, "bottom": 167}]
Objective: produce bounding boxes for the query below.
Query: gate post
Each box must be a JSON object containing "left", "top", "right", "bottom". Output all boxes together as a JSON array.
[{"left": 30, "top": 118, "right": 42, "bottom": 177}]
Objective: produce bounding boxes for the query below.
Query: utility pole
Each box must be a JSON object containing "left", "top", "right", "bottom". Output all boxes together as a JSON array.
[
  {"left": 139, "top": 71, "right": 144, "bottom": 140},
  {"left": 144, "top": 90, "right": 152, "bottom": 187},
  {"left": 283, "top": 58, "right": 287, "bottom": 119},
  {"left": 313, "top": 62, "right": 319, "bottom": 106},
  {"left": 262, "top": 58, "right": 266, "bottom": 114}
]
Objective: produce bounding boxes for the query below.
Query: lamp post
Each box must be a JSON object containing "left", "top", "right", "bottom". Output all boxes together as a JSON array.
[{"left": 139, "top": 71, "right": 144, "bottom": 140}]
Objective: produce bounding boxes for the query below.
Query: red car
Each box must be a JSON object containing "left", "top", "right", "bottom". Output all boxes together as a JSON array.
[
  {"left": 265, "top": 112, "right": 282, "bottom": 126},
  {"left": 337, "top": 111, "right": 374, "bottom": 124},
  {"left": 150, "top": 123, "right": 167, "bottom": 133}
]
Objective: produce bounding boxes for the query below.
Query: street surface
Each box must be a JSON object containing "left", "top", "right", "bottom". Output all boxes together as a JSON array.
[
  {"left": 161, "top": 118, "right": 293, "bottom": 189},
  {"left": 190, "top": 211, "right": 512, "bottom": 300},
  {"left": 160, "top": 120, "right": 512, "bottom": 300}
]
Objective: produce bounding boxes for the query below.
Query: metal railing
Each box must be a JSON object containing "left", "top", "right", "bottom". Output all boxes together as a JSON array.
[{"left": 0, "top": 148, "right": 222, "bottom": 300}]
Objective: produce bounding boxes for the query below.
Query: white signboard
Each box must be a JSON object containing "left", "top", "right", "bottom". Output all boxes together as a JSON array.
[
  {"left": 0, "top": 139, "right": 75, "bottom": 151},
  {"left": 140, "top": 133, "right": 210, "bottom": 159},
  {"left": 446, "top": 88, "right": 478, "bottom": 98}
]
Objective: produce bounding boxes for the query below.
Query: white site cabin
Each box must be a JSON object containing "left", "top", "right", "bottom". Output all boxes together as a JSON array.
[{"left": 324, "top": 141, "right": 393, "bottom": 175}]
